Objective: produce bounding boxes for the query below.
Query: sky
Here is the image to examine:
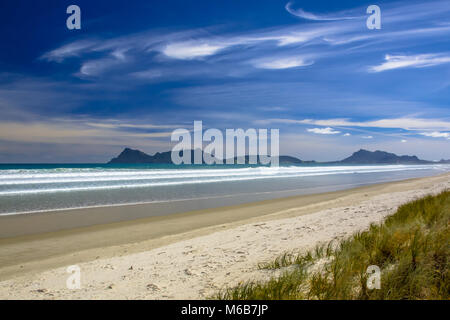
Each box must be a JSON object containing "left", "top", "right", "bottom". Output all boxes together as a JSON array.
[{"left": 0, "top": 0, "right": 449, "bottom": 163}]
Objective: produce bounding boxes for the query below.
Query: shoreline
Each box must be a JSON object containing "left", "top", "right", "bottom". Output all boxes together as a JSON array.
[
  {"left": 1, "top": 165, "right": 446, "bottom": 227},
  {"left": 0, "top": 172, "right": 448, "bottom": 285}
]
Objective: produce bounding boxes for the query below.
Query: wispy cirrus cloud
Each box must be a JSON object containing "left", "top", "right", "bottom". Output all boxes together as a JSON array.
[
  {"left": 40, "top": 40, "right": 97, "bottom": 62},
  {"left": 307, "top": 127, "right": 341, "bottom": 134},
  {"left": 285, "top": 1, "right": 358, "bottom": 21},
  {"left": 38, "top": 1, "right": 450, "bottom": 80},
  {"left": 369, "top": 53, "right": 450, "bottom": 72},
  {"left": 79, "top": 58, "right": 123, "bottom": 76},
  {"left": 162, "top": 42, "right": 228, "bottom": 60},
  {"left": 86, "top": 121, "right": 181, "bottom": 130},
  {"left": 253, "top": 56, "right": 314, "bottom": 69},
  {"left": 265, "top": 117, "right": 450, "bottom": 131}
]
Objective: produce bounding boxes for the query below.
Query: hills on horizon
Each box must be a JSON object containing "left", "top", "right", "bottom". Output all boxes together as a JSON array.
[
  {"left": 108, "top": 148, "right": 307, "bottom": 165},
  {"left": 108, "top": 147, "right": 450, "bottom": 165}
]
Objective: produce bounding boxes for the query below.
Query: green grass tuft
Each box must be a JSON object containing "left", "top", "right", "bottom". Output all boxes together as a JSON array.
[{"left": 216, "top": 190, "right": 450, "bottom": 300}]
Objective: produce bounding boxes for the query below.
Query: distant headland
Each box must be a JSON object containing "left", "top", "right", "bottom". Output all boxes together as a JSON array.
[{"left": 108, "top": 148, "right": 450, "bottom": 165}]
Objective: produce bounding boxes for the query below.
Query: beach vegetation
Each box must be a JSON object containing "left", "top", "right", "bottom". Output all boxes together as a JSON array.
[{"left": 216, "top": 191, "right": 450, "bottom": 300}]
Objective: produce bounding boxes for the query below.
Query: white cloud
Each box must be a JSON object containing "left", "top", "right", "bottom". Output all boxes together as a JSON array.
[
  {"left": 362, "top": 135, "right": 373, "bottom": 139},
  {"left": 285, "top": 2, "right": 357, "bottom": 21},
  {"left": 307, "top": 127, "right": 341, "bottom": 135},
  {"left": 401, "top": 139, "right": 407, "bottom": 143},
  {"left": 265, "top": 117, "right": 450, "bottom": 131},
  {"left": 41, "top": 41, "right": 96, "bottom": 62},
  {"left": 162, "top": 42, "right": 227, "bottom": 60},
  {"left": 420, "top": 131, "right": 450, "bottom": 139},
  {"left": 254, "top": 57, "right": 314, "bottom": 69},
  {"left": 369, "top": 53, "right": 450, "bottom": 72},
  {"left": 343, "top": 133, "right": 351, "bottom": 136},
  {"left": 80, "top": 58, "right": 122, "bottom": 76},
  {"left": 273, "top": 33, "right": 323, "bottom": 46}
]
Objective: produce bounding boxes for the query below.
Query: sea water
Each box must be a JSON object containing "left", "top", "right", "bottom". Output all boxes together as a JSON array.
[{"left": 0, "top": 163, "right": 449, "bottom": 215}]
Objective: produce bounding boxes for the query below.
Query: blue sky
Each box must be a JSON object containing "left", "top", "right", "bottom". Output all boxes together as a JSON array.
[{"left": 0, "top": 0, "right": 449, "bottom": 162}]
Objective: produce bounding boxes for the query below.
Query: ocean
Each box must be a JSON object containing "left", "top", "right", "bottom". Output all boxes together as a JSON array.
[{"left": 0, "top": 163, "right": 449, "bottom": 216}]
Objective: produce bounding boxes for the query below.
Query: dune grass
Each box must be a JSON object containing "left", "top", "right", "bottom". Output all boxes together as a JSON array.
[{"left": 216, "top": 190, "right": 449, "bottom": 300}]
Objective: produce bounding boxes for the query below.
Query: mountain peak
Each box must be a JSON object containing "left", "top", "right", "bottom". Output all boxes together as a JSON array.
[
  {"left": 341, "top": 149, "right": 426, "bottom": 164},
  {"left": 108, "top": 148, "right": 304, "bottom": 164},
  {"left": 109, "top": 148, "right": 159, "bottom": 164}
]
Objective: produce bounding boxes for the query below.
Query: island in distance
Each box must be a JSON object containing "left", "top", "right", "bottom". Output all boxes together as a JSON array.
[
  {"left": 108, "top": 148, "right": 450, "bottom": 165},
  {"left": 108, "top": 148, "right": 306, "bottom": 165}
]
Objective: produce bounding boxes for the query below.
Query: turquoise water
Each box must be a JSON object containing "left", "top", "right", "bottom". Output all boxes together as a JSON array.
[{"left": 0, "top": 163, "right": 449, "bottom": 215}]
